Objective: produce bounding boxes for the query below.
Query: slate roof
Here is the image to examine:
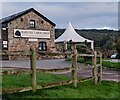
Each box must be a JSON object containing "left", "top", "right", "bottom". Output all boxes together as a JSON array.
[{"left": 0, "top": 8, "right": 56, "bottom": 27}]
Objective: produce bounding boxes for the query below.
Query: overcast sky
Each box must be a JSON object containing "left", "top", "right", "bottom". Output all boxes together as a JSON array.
[{"left": 1, "top": 2, "right": 118, "bottom": 30}]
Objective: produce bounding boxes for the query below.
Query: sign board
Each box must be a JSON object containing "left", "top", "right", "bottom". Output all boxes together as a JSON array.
[
  {"left": 14, "top": 29, "right": 50, "bottom": 38},
  {"left": 28, "top": 38, "right": 38, "bottom": 41}
]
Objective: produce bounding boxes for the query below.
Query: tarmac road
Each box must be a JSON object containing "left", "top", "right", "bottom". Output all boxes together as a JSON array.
[
  {"left": 55, "top": 69, "right": 119, "bottom": 82},
  {"left": 1, "top": 59, "right": 120, "bottom": 82}
]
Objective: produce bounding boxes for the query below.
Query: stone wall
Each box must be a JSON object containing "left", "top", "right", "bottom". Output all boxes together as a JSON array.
[{"left": 7, "top": 11, "right": 56, "bottom": 60}]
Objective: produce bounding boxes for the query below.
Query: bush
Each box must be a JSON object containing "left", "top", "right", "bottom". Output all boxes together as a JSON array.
[
  {"left": 116, "top": 53, "right": 120, "bottom": 59},
  {"left": 77, "top": 58, "right": 85, "bottom": 63},
  {"left": 84, "top": 56, "right": 92, "bottom": 61},
  {"left": 85, "top": 61, "right": 92, "bottom": 65}
]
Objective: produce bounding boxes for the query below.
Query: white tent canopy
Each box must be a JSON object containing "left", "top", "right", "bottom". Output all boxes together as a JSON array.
[{"left": 55, "top": 22, "right": 94, "bottom": 49}]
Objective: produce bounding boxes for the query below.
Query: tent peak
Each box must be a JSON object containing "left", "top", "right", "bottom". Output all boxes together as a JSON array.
[
  {"left": 68, "top": 21, "right": 72, "bottom": 25},
  {"left": 55, "top": 22, "right": 94, "bottom": 49},
  {"left": 68, "top": 22, "right": 74, "bottom": 29},
  {"left": 55, "top": 22, "right": 93, "bottom": 43}
]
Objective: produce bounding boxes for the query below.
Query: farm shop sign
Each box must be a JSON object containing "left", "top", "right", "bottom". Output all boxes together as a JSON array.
[{"left": 14, "top": 29, "right": 50, "bottom": 38}]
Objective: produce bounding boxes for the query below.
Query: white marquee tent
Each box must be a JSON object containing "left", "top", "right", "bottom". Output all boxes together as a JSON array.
[{"left": 55, "top": 22, "right": 94, "bottom": 50}]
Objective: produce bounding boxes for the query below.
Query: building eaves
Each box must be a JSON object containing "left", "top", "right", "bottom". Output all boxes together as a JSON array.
[{"left": 0, "top": 8, "right": 56, "bottom": 27}]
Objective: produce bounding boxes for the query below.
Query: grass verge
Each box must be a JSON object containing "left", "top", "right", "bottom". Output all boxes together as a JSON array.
[
  {"left": 103, "top": 61, "right": 120, "bottom": 70},
  {"left": 1, "top": 72, "right": 120, "bottom": 99},
  {"left": 65, "top": 58, "right": 120, "bottom": 70}
]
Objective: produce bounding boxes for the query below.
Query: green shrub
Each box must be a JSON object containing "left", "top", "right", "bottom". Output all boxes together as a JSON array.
[
  {"left": 116, "top": 53, "right": 120, "bottom": 59},
  {"left": 85, "top": 61, "right": 92, "bottom": 65},
  {"left": 77, "top": 58, "right": 85, "bottom": 63}
]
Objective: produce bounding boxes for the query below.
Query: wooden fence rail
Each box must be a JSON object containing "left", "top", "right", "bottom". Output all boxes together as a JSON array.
[
  {"left": 0, "top": 50, "right": 30, "bottom": 56},
  {"left": 1, "top": 45, "right": 102, "bottom": 94},
  {"left": 38, "top": 51, "right": 72, "bottom": 56},
  {"left": 2, "top": 76, "right": 96, "bottom": 94},
  {"left": 2, "top": 68, "right": 73, "bottom": 75},
  {"left": 38, "top": 67, "right": 73, "bottom": 73}
]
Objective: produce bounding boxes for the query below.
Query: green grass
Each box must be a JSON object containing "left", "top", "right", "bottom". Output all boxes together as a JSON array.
[
  {"left": 65, "top": 57, "right": 120, "bottom": 70},
  {"left": 103, "top": 61, "right": 120, "bottom": 70},
  {"left": 2, "top": 73, "right": 70, "bottom": 89},
  {"left": 2, "top": 72, "right": 120, "bottom": 99}
]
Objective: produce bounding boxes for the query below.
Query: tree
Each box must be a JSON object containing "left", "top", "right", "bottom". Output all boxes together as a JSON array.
[
  {"left": 114, "top": 37, "right": 120, "bottom": 59},
  {"left": 99, "top": 35, "right": 111, "bottom": 49},
  {"left": 114, "top": 38, "right": 120, "bottom": 53}
]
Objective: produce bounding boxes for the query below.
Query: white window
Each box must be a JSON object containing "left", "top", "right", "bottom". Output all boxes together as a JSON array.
[
  {"left": 39, "top": 42, "right": 47, "bottom": 51},
  {"left": 30, "top": 20, "right": 35, "bottom": 28},
  {"left": 2, "top": 28, "right": 6, "bottom": 30},
  {"left": 3, "top": 41, "right": 8, "bottom": 48}
]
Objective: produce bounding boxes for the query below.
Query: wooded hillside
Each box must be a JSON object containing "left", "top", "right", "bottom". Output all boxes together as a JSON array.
[{"left": 55, "top": 29, "right": 120, "bottom": 50}]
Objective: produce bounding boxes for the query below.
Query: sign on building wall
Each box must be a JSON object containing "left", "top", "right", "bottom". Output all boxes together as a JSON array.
[
  {"left": 14, "top": 29, "right": 50, "bottom": 38},
  {"left": 28, "top": 38, "right": 38, "bottom": 41}
]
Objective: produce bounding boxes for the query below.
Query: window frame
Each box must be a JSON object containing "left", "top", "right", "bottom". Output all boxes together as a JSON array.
[
  {"left": 30, "top": 20, "right": 35, "bottom": 28},
  {"left": 2, "top": 40, "right": 8, "bottom": 49},
  {"left": 38, "top": 42, "right": 47, "bottom": 51}
]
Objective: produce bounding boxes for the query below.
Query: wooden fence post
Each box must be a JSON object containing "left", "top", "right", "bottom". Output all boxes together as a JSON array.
[
  {"left": 92, "top": 51, "right": 94, "bottom": 79},
  {"left": 30, "top": 48, "right": 36, "bottom": 92},
  {"left": 98, "top": 53, "right": 102, "bottom": 83},
  {"left": 92, "top": 51, "right": 97, "bottom": 84},
  {"left": 72, "top": 43, "right": 77, "bottom": 88}
]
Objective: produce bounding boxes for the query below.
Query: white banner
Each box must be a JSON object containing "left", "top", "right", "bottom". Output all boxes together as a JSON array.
[{"left": 14, "top": 29, "right": 50, "bottom": 38}]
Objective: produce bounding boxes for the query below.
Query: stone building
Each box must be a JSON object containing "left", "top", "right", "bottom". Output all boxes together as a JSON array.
[{"left": 0, "top": 8, "right": 56, "bottom": 60}]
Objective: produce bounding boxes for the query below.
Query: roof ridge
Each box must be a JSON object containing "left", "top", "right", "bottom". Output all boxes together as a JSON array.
[
  {"left": 0, "top": 8, "right": 55, "bottom": 26},
  {"left": 0, "top": 8, "right": 32, "bottom": 22}
]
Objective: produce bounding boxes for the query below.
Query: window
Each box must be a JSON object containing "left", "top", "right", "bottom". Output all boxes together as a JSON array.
[
  {"left": 2, "top": 28, "right": 6, "bottom": 30},
  {"left": 30, "top": 20, "right": 35, "bottom": 28},
  {"left": 3, "top": 41, "right": 8, "bottom": 49},
  {"left": 38, "top": 42, "right": 47, "bottom": 51}
]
